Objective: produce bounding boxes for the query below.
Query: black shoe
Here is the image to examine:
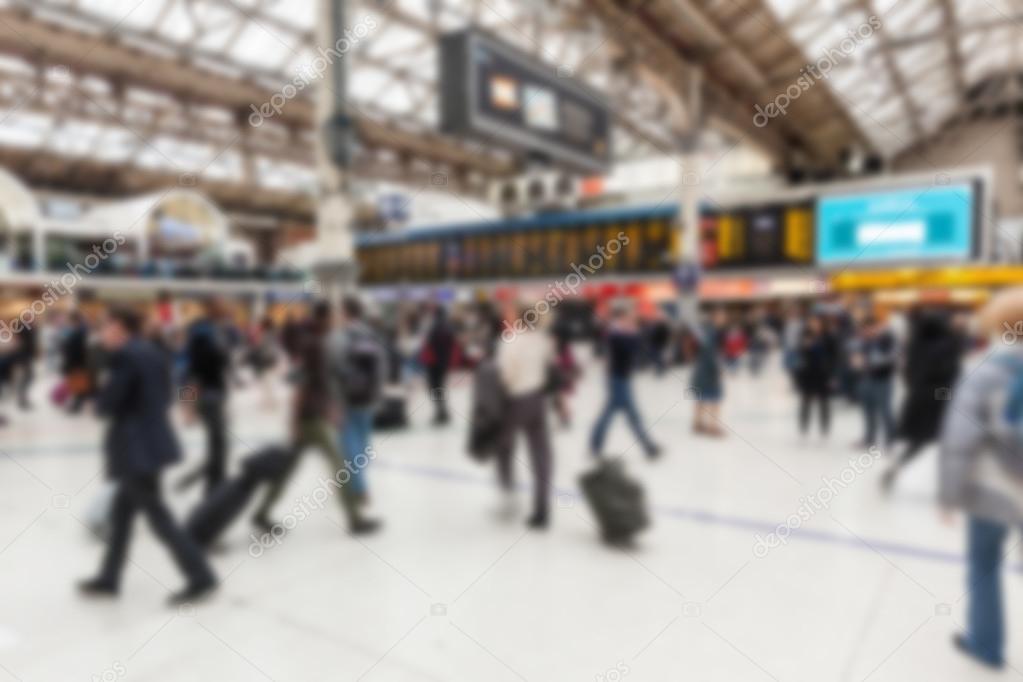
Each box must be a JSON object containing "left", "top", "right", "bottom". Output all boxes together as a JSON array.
[
  {"left": 350, "top": 518, "right": 382, "bottom": 535},
  {"left": 953, "top": 634, "right": 1004, "bottom": 670},
  {"left": 251, "top": 514, "right": 275, "bottom": 534},
  {"left": 167, "top": 579, "right": 217, "bottom": 607},
  {"left": 78, "top": 578, "right": 118, "bottom": 598},
  {"left": 526, "top": 513, "right": 548, "bottom": 530}
]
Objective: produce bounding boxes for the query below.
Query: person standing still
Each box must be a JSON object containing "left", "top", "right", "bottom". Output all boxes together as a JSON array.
[
  {"left": 495, "top": 308, "right": 556, "bottom": 529},
  {"left": 422, "top": 305, "right": 455, "bottom": 425},
  {"left": 856, "top": 316, "right": 898, "bottom": 449},
  {"left": 79, "top": 309, "right": 216, "bottom": 605}
]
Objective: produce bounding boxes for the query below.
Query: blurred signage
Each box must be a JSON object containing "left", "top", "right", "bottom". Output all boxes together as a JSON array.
[
  {"left": 155, "top": 216, "right": 202, "bottom": 250},
  {"left": 700, "top": 202, "right": 814, "bottom": 269},
  {"left": 439, "top": 29, "right": 612, "bottom": 173},
  {"left": 377, "top": 194, "right": 410, "bottom": 224},
  {"left": 816, "top": 183, "right": 978, "bottom": 265}
]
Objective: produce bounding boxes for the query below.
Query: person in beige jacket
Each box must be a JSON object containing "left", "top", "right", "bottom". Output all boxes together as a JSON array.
[{"left": 495, "top": 306, "right": 555, "bottom": 529}]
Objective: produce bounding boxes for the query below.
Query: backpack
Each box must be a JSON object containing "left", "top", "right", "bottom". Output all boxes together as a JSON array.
[{"left": 339, "top": 331, "right": 382, "bottom": 407}]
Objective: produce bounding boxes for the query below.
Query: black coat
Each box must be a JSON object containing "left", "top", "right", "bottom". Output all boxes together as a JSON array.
[
  {"left": 794, "top": 331, "right": 838, "bottom": 394},
  {"left": 98, "top": 339, "right": 182, "bottom": 478},
  {"left": 898, "top": 315, "right": 964, "bottom": 443}
]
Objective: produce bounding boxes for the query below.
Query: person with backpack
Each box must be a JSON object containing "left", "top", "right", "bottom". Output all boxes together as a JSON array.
[
  {"left": 939, "top": 289, "right": 1023, "bottom": 670},
  {"left": 250, "top": 302, "right": 380, "bottom": 536},
  {"left": 328, "top": 297, "right": 386, "bottom": 507}
]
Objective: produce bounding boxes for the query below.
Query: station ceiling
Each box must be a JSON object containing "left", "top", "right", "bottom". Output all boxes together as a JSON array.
[{"left": 0, "top": 0, "right": 1018, "bottom": 217}]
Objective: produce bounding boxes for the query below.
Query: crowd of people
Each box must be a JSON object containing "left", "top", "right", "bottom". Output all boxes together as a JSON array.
[{"left": 3, "top": 288, "right": 1023, "bottom": 670}]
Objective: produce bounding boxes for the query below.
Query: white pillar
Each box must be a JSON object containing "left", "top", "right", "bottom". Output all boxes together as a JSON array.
[{"left": 313, "top": 0, "right": 358, "bottom": 305}]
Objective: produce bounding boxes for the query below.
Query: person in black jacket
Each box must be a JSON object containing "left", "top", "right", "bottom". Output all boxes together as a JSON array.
[
  {"left": 79, "top": 309, "right": 216, "bottom": 605},
  {"left": 422, "top": 305, "right": 455, "bottom": 425},
  {"left": 181, "top": 298, "right": 232, "bottom": 495},
  {"left": 881, "top": 308, "right": 966, "bottom": 491},
  {"left": 794, "top": 315, "right": 837, "bottom": 438},
  {"left": 61, "top": 311, "right": 91, "bottom": 414},
  {"left": 589, "top": 303, "right": 662, "bottom": 459}
]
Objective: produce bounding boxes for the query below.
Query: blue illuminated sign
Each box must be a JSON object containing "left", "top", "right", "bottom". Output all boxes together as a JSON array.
[{"left": 816, "top": 184, "right": 975, "bottom": 265}]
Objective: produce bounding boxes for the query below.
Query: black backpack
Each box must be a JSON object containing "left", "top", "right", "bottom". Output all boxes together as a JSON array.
[{"left": 341, "top": 332, "right": 382, "bottom": 406}]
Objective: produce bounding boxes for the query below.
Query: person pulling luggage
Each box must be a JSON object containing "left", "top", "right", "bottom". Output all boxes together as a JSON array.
[{"left": 250, "top": 302, "right": 380, "bottom": 536}]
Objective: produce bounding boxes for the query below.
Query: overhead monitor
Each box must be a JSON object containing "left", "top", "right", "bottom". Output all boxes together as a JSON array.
[
  {"left": 439, "top": 29, "right": 612, "bottom": 173},
  {"left": 816, "top": 183, "right": 978, "bottom": 266}
]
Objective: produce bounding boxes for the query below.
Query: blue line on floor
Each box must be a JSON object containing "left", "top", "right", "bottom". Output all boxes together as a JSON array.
[{"left": 7, "top": 438, "right": 1010, "bottom": 572}]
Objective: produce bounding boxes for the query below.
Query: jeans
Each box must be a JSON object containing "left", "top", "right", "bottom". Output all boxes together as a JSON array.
[
  {"left": 861, "top": 376, "right": 895, "bottom": 445},
  {"left": 339, "top": 407, "right": 373, "bottom": 496},
  {"left": 590, "top": 376, "right": 656, "bottom": 456},
  {"left": 964, "top": 516, "right": 1009, "bottom": 667}
]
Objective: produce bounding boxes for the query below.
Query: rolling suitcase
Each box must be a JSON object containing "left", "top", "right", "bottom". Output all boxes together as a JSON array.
[
  {"left": 185, "top": 445, "right": 292, "bottom": 546},
  {"left": 185, "top": 477, "right": 259, "bottom": 546},
  {"left": 579, "top": 458, "right": 650, "bottom": 545}
]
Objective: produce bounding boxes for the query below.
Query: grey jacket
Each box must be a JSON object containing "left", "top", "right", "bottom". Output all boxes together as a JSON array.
[{"left": 940, "top": 347, "right": 1023, "bottom": 526}]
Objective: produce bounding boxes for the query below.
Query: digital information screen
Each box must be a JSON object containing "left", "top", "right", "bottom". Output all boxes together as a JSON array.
[
  {"left": 816, "top": 184, "right": 977, "bottom": 266},
  {"left": 700, "top": 203, "right": 814, "bottom": 269},
  {"left": 439, "top": 29, "right": 612, "bottom": 173}
]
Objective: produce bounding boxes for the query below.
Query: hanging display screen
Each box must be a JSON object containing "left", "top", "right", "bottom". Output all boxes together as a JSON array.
[
  {"left": 439, "top": 29, "right": 612, "bottom": 173},
  {"left": 816, "top": 183, "right": 978, "bottom": 265}
]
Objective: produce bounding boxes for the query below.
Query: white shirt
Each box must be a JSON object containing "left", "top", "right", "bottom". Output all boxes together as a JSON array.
[{"left": 495, "top": 329, "right": 553, "bottom": 397}]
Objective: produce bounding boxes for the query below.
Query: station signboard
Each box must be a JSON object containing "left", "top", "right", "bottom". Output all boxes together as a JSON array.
[
  {"left": 439, "top": 29, "right": 612, "bottom": 173},
  {"left": 816, "top": 183, "right": 979, "bottom": 266}
]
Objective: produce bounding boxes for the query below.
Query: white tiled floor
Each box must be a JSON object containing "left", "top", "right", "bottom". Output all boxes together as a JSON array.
[{"left": 0, "top": 351, "right": 1015, "bottom": 681}]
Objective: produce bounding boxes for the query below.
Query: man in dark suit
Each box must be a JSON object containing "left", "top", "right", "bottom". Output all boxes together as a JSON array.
[{"left": 79, "top": 309, "right": 216, "bottom": 605}]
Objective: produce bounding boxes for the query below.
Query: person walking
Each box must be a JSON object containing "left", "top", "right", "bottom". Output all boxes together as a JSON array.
[
  {"left": 794, "top": 315, "right": 837, "bottom": 439},
  {"left": 78, "top": 309, "right": 216, "bottom": 605},
  {"left": 251, "top": 302, "right": 380, "bottom": 535},
  {"left": 0, "top": 323, "right": 17, "bottom": 427},
  {"left": 495, "top": 308, "right": 556, "bottom": 529},
  {"left": 328, "top": 297, "right": 386, "bottom": 508},
  {"left": 854, "top": 315, "right": 899, "bottom": 449},
  {"left": 589, "top": 302, "right": 662, "bottom": 459},
  {"left": 13, "top": 322, "right": 37, "bottom": 410},
  {"left": 181, "top": 298, "right": 232, "bottom": 496},
  {"left": 938, "top": 289, "right": 1023, "bottom": 670},
  {"left": 422, "top": 305, "right": 455, "bottom": 425},
  {"left": 62, "top": 311, "right": 92, "bottom": 414},
  {"left": 882, "top": 308, "right": 966, "bottom": 491}
]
